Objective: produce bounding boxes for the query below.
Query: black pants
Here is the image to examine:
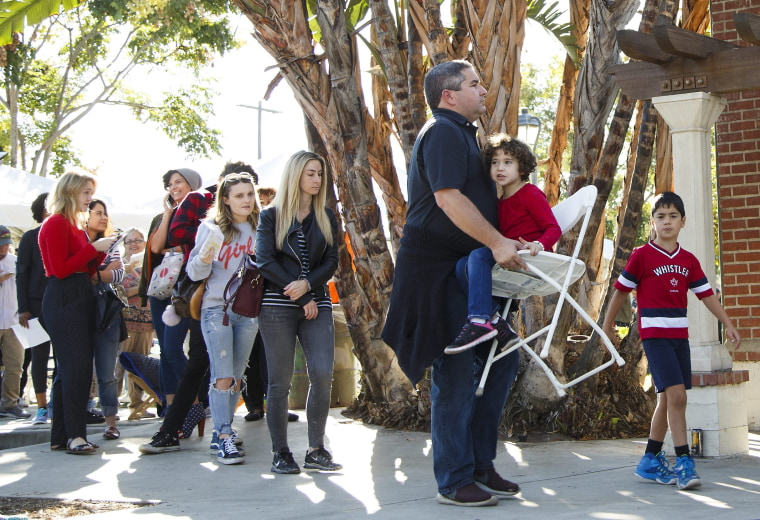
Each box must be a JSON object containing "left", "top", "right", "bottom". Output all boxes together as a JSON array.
[
  {"left": 43, "top": 274, "right": 94, "bottom": 447},
  {"left": 160, "top": 318, "right": 210, "bottom": 434},
  {"left": 20, "top": 298, "right": 51, "bottom": 396},
  {"left": 242, "top": 331, "right": 267, "bottom": 411}
]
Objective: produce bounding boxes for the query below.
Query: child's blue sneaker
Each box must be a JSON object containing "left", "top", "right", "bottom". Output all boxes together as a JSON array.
[
  {"left": 674, "top": 454, "right": 701, "bottom": 490},
  {"left": 635, "top": 452, "right": 677, "bottom": 485}
]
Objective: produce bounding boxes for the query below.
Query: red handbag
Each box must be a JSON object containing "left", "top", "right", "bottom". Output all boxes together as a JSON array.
[{"left": 222, "top": 254, "right": 263, "bottom": 325}]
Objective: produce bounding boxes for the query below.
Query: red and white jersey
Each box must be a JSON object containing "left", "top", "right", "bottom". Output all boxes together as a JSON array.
[{"left": 614, "top": 241, "right": 713, "bottom": 339}]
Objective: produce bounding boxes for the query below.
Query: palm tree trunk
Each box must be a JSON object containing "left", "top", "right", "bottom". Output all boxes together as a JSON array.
[
  {"left": 237, "top": 0, "right": 414, "bottom": 404},
  {"left": 462, "top": 0, "right": 527, "bottom": 137},
  {"left": 571, "top": 100, "right": 658, "bottom": 381},
  {"left": 544, "top": 0, "right": 591, "bottom": 207}
]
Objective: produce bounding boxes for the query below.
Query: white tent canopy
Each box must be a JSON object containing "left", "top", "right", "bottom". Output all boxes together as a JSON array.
[{"left": 0, "top": 165, "right": 165, "bottom": 233}]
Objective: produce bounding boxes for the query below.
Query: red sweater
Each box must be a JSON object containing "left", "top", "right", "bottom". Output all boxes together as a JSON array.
[
  {"left": 39, "top": 214, "right": 104, "bottom": 279},
  {"left": 497, "top": 184, "right": 561, "bottom": 252}
]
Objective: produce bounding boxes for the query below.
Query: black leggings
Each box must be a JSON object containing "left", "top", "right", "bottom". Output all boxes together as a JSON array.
[
  {"left": 160, "top": 318, "right": 210, "bottom": 435},
  {"left": 19, "top": 299, "right": 51, "bottom": 396},
  {"left": 43, "top": 274, "right": 94, "bottom": 447}
]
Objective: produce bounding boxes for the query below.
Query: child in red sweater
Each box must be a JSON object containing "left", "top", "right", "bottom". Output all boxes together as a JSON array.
[{"left": 447, "top": 134, "right": 561, "bottom": 354}]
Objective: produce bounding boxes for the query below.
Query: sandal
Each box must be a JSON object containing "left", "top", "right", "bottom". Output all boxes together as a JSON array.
[
  {"left": 103, "top": 426, "right": 121, "bottom": 440},
  {"left": 67, "top": 438, "right": 98, "bottom": 454}
]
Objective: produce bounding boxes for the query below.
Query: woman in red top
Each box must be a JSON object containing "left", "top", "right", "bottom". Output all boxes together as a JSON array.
[{"left": 39, "top": 172, "right": 116, "bottom": 454}]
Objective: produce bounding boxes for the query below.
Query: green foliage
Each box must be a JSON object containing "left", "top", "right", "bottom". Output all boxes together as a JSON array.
[
  {"left": 140, "top": 84, "right": 222, "bottom": 158},
  {"left": 519, "top": 56, "right": 565, "bottom": 163},
  {"left": 0, "top": 0, "right": 83, "bottom": 46},
  {"left": 0, "top": 1, "right": 238, "bottom": 173}
]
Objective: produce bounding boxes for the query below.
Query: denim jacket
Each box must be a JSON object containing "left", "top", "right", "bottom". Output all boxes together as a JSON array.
[{"left": 255, "top": 205, "right": 339, "bottom": 307}]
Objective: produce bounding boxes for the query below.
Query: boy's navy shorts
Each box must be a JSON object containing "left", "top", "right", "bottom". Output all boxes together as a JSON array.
[{"left": 642, "top": 338, "right": 692, "bottom": 393}]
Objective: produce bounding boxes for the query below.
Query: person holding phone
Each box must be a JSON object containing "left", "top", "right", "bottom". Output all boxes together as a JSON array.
[
  {"left": 86, "top": 199, "right": 124, "bottom": 440},
  {"left": 39, "top": 172, "right": 117, "bottom": 454},
  {"left": 138, "top": 169, "right": 201, "bottom": 409}
]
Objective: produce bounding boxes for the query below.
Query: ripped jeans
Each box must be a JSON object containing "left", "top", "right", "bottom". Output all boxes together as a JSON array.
[{"left": 200, "top": 305, "right": 258, "bottom": 437}]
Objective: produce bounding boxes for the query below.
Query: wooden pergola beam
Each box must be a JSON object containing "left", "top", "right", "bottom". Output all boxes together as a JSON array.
[
  {"left": 652, "top": 25, "right": 737, "bottom": 59},
  {"left": 610, "top": 46, "right": 760, "bottom": 99},
  {"left": 617, "top": 30, "right": 672, "bottom": 64},
  {"left": 735, "top": 12, "right": 760, "bottom": 45}
]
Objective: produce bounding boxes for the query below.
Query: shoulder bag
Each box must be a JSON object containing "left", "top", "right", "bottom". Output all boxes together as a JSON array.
[
  {"left": 94, "top": 268, "right": 128, "bottom": 333},
  {"left": 146, "top": 251, "right": 183, "bottom": 300},
  {"left": 172, "top": 266, "right": 206, "bottom": 320},
  {"left": 222, "top": 253, "right": 263, "bottom": 326}
]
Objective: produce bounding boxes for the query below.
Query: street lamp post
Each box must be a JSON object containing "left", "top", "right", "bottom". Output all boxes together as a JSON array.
[{"left": 517, "top": 107, "right": 542, "bottom": 185}]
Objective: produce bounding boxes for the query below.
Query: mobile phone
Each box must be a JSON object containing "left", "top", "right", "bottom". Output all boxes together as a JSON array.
[
  {"left": 107, "top": 228, "right": 135, "bottom": 254},
  {"left": 165, "top": 195, "right": 175, "bottom": 210}
]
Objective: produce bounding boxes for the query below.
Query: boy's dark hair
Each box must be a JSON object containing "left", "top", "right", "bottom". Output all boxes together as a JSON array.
[
  {"left": 482, "top": 133, "right": 536, "bottom": 182},
  {"left": 652, "top": 191, "right": 685, "bottom": 218},
  {"left": 31, "top": 192, "right": 49, "bottom": 223},
  {"left": 220, "top": 161, "right": 258, "bottom": 185}
]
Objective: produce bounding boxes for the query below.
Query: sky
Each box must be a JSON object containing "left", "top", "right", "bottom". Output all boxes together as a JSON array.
[{"left": 68, "top": 14, "right": 566, "bottom": 221}]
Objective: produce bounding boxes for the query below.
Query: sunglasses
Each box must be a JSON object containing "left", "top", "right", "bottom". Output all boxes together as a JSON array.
[{"left": 223, "top": 173, "right": 255, "bottom": 185}]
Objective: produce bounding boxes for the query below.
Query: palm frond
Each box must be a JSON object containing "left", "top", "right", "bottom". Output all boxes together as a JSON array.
[
  {"left": 528, "top": 0, "right": 580, "bottom": 67},
  {"left": 0, "top": 0, "right": 82, "bottom": 46}
]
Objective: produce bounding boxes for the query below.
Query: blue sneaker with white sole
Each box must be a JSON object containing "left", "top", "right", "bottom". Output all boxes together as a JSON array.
[
  {"left": 635, "top": 452, "right": 677, "bottom": 485},
  {"left": 674, "top": 454, "right": 701, "bottom": 490}
]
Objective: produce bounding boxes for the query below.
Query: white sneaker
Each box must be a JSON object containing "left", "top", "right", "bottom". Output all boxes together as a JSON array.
[{"left": 17, "top": 398, "right": 29, "bottom": 408}]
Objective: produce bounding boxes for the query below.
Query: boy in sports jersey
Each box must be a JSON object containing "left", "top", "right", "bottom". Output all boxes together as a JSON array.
[{"left": 602, "top": 192, "right": 741, "bottom": 491}]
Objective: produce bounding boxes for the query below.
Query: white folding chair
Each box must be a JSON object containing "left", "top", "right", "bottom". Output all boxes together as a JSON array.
[{"left": 476, "top": 185, "right": 625, "bottom": 397}]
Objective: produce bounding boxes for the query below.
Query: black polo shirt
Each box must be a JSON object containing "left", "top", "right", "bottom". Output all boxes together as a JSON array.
[{"left": 404, "top": 109, "right": 497, "bottom": 257}]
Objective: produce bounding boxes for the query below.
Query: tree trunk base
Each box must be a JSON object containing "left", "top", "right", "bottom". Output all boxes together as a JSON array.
[
  {"left": 343, "top": 377, "right": 431, "bottom": 432},
  {"left": 501, "top": 331, "right": 655, "bottom": 441}
]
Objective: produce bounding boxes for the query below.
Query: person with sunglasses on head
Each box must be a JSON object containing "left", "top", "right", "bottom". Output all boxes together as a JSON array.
[
  {"left": 140, "top": 162, "right": 259, "bottom": 454},
  {"left": 186, "top": 173, "right": 259, "bottom": 464},
  {"left": 256, "top": 150, "right": 340, "bottom": 474}
]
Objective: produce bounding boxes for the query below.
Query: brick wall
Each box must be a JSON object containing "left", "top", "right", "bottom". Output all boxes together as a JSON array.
[{"left": 712, "top": 0, "right": 760, "bottom": 349}]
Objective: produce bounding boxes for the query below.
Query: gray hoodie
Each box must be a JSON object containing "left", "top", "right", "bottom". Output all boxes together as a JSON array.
[{"left": 187, "top": 219, "right": 256, "bottom": 309}]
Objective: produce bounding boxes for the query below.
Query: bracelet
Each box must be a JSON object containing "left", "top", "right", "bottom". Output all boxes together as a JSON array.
[{"left": 533, "top": 241, "right": 544, "bottom": 250}]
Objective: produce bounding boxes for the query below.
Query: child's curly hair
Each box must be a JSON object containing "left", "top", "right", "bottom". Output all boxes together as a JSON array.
[{"left": 482, "top": 133, "right": 537, "bottom": 182}]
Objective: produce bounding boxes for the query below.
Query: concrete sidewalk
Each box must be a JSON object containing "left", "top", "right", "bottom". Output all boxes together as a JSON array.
[{"left": 1, "top": 408, "right": 758, "bottom": 519}]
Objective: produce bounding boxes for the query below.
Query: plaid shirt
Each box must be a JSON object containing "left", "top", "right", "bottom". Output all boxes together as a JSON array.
[{"left": 168, "top": 189, "right": 215, "bottom": 261}]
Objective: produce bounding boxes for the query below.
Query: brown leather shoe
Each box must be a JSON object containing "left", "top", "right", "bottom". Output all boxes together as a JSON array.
[
  {"left": 473, "top": 468, "right": 520, "bottom": 497},
  {"left": 436, "top": 482, "right": 498, "bottom": 506}
]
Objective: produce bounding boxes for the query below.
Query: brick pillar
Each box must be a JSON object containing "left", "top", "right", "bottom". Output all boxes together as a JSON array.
[{"left": 712, "top": 0, "right": 760, "bottom": 430}]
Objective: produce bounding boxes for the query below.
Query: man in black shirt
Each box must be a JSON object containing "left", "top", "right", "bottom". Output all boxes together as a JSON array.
[{"left": 383, "top": 60, "right": 525, "bottom": 507}]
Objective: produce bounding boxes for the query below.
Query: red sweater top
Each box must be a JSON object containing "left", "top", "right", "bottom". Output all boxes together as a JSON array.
[
  {"left": 39, "top": 214, "right": 104, "bottom": 279},
  {"left": 497, "top": 183, "right": 561, "bottom": 252}
]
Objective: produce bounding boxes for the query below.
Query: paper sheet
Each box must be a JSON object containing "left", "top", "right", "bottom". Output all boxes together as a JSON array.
[{"left": 11, "top": 318, "right": 50, "bottom": 349}]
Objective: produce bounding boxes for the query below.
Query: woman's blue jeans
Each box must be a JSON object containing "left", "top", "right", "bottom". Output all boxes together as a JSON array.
[
  {"left": 456, "top": 247, "right": 499, "bottom": 321},
  {"left": 201, "top": 306, "right": 257, "bottom": 436},
  {"left": 259, "top": 305, "right": 334, "bottom": 452},
  {"left": 149, "top": 296, "right": 189, "bottom": 396},
  {"left": 93, "top": 290, "right": 121, "bottom": 418}
]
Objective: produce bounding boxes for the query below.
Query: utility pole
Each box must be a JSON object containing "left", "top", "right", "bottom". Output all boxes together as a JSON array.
[{"left": 237, "top": 101, "right": 281, "bottom": 159}]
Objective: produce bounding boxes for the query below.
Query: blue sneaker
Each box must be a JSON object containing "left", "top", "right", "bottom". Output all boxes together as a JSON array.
[
  {"left": 32, "top": 407, "right": 49, "bottom": 425},
  {"left": 217, "top": 436, "right": 244, "bottom": 465},
  {"left": 674, "top": 455, "right": 701, "bottom": 490},
  {"left": 635, "top": 452, "right": 677, "bottom": 485},
  {"left": 210, "top": 429, "right": 243, "bottom": 451}
]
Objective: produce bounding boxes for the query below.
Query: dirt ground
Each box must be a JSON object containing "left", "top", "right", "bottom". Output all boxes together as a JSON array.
[{"left": 0, "top": 497, "right": 150, "bottom": 519}]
